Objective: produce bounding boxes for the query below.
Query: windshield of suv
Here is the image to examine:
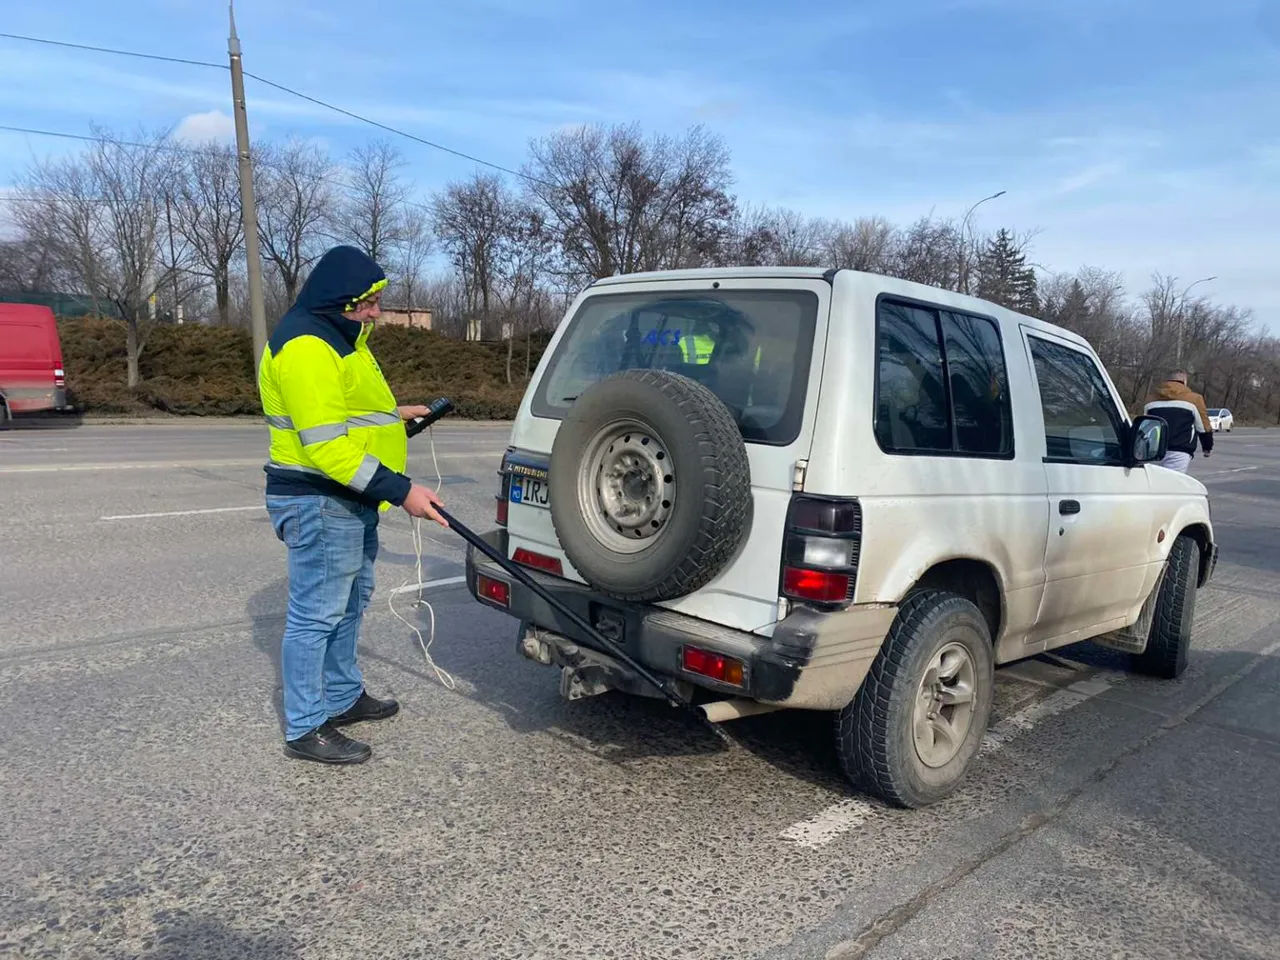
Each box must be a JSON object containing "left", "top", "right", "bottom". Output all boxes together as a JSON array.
[
  {"left": 533, "top": 289, "right": 819, "bottom": 444},
  {"left": 1208, "top": 408, "right": 1223, "bottom": 416}
]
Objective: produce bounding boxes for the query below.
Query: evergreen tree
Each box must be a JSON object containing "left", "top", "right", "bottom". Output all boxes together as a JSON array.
[{"left": 976, "top": 228, "right": 1039, "bottom": 314}]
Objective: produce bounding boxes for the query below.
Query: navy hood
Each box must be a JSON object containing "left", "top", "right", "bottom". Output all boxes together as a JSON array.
[{"left": 269, "top": 245, "right": 386, "bottom": 356}]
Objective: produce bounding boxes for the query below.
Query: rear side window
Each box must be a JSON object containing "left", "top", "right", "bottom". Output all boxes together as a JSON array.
[
  {"left": 533, "top": 289, "right": 818, "bottom": 445},
  {"left": 1028, "top": 336, "right": 1126, "bottom": 465},
  {"left": 875, "top": 299, "right": 1012, "bottom": 457}
]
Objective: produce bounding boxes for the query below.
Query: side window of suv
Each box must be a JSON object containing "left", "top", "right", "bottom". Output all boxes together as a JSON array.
[
  {"left": 1028, "top": 336, "right": 1126, "bottom": 464},
  {"left": 875, "top": 299, "right": 1012, "bottom": 457}
]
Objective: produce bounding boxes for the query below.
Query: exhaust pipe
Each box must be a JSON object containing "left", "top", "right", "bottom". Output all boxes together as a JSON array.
[{"left": 699, "top": 699, "right": 782, "bottom": 723}]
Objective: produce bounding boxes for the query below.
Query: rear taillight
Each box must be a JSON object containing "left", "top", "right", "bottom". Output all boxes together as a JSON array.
[
  {"left": 780, "top": 495, "right": 861, "bottom": 608},
  {"left": 513, "top": 547, "right": 563, "bottom": 577},
  {"left": 783, "top": 567, "right": 851, "bottom": 604},
  {"left": 54, "top": 367, "right": 65, "bottom": 387},
  {"left": 476, "top": 574, "right": 510, "bottom": 608},
  {"left": 681, "top": 645, "right": 745, "bottom": 687}
]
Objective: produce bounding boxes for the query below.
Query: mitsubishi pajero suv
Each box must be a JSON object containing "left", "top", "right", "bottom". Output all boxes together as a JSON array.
[{"left": 467, "top": 268, "right": 1217, "bottom": 807}]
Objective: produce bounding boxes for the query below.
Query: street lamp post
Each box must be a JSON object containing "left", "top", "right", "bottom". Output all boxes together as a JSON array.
[
  {"left": 1176, "top": 275, "right": 1216, "bottom": 367},
  {"left": 958, "top": 190, "right": 1006, "bottom": 294}
]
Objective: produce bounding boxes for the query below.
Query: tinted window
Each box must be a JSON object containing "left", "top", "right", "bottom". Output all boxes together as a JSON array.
[
  {"left": 875, "top": 300, "right": 1011, "bottom": 457},
  {"left": 1029, "top": 337, "right": 1126, "bottom": 464},
  {"left": 533, "top": 289, "right": 818, "bottom": 445},
  {"left": 875, "top": 302, "right": 949, "bottom": 452},
  {"left": 1208, "top": 408, "right": 1222, "bottom": 416},
  {"left": 942, "top": 311, "right": 1012, "bottom": 456}
]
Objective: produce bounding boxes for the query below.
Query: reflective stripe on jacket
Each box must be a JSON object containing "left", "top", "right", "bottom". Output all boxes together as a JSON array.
[{"left": 259, "top": 323, "right": 409, "bottom": 509}]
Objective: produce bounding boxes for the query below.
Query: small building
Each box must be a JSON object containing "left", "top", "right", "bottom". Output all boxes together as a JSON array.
[{"left": 378, "top": 307, "right": 433, "bottom": 330}]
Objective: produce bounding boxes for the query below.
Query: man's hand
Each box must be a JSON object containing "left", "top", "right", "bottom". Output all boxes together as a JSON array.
[
  {"left": 402, "top": 483, "right": 448, "bottom": 527},
  {"left": 398, "top": 405, "right": 430, "bottom": 421}
]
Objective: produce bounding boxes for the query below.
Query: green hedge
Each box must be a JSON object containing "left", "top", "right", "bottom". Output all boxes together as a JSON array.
[{"left": 58, "top": 317, "right": 549, "bottom": 419}]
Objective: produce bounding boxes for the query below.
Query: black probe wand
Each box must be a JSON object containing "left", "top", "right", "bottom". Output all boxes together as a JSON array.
[{"left": 409, "top": 397, "right": 729, "bottom": 740}]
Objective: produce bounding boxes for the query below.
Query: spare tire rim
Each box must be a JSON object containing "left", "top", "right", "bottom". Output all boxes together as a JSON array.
[
  {"left": 579, "top": 419, "right": 674, "bottom": 554},
  {"left": 912, "top": 641, "right": 977, "bottom": 768}
]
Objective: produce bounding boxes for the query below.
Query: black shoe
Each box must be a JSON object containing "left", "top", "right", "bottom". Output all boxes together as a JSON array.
[
  {"left": 284, "top": 722, "right": 371, "bottom": 765},
  {"left": 329, "top": 690, "right": 400, "bottom": 726}
]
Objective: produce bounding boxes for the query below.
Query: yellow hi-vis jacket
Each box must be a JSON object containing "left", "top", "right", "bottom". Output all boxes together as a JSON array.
[{"left": 258, "top": 245, "right": 410, "bottom": 510}]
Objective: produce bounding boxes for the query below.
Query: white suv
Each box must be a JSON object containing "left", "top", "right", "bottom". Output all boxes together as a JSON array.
[{"left": 467, "top": 268, "right": 1218, "bottom": 807}]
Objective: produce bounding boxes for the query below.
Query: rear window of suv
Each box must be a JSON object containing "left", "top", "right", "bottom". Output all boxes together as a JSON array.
[{"left": 532, "top": 289, "right": 819, "bottom": 445}]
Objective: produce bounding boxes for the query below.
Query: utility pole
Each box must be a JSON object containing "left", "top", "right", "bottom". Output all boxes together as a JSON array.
[{"left": 229, "top": 1, "right": 268, "bottom": 367}]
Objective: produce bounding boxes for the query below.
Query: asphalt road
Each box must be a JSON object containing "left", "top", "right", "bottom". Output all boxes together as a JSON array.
[{"left": 2, "top": 421, "right": 1277, "bottom": 960}]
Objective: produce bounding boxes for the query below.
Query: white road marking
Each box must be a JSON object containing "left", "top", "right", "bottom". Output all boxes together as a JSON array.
[
  {"left": 1200, "top": 466, "right": 1259, "bottom": 477},
  {"left": 779, "top": 799, "right": 879, "bottom": 848},
  {"left": 982, "top": 674, "right": 1123, "bottom": 752},
  {"left": 781, "top": 671, "right": 1125, "bottom": 848},
  {"left": 100, "top": 505, "right": 265, "bottom": 521},
  {"left": 388, "top": 575, "right": 467, "bottom": 595}
]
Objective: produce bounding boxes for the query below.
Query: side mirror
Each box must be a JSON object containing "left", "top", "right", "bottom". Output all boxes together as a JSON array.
[{"left": 1131, "top": 415, "right": 1168, "bottom": 465}]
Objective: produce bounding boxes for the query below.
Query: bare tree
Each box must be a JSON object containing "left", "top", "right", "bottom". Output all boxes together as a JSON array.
[
  {"left": 891, "top": 216, "right": 962, "bottom": 290},
  {"left": 255, "top": 140, "right": 334, "bottom": 309},
  {"left": 825, "top": 216, "right": 897, "bottom": 273},
  {"left": 388, "top": 205, "right": 434, "bottom": 312},
  {"left": 14, "top": 129, "right": 182, "bottom": 386},
  {"left": 336, "top": 140, "right": 409, "bottom": 265},
  {"left": 524, "top": 123, "right": 735, "bottom": 282},
  {"left": 170, "top": 143, "right": 243, "bottom": 325},
  {"left": 0, "top": 235, "right": 71, "bottom": 292},
  {"left": 432, "top": 173, "right": 518, "bottom": 340}
]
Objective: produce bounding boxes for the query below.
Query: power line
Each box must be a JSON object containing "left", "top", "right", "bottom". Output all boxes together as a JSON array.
[
  {"left": 0, "top": 123, "right": 442, "bottom": 217},
  {"left": 0, "top": 31, "right": 544, "bottom": 186},
  {"left": 241, "top": 71, "right": 547, "bottom": 187},
  {"left": 0, "top": 32, "right": 224, "bottom": 70}
]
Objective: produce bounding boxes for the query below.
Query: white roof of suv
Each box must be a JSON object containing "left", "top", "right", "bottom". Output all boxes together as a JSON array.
[{"left": 588, "top": 267, "right": 1089, "bottom": 349}]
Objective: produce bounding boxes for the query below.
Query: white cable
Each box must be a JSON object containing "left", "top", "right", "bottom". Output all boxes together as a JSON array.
[{"left": 388, "top": 424, "right": 456, "bottom": 690}]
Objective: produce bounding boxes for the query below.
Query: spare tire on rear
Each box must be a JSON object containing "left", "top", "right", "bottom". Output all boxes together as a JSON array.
[{"left": 549, "top": 370, "right": 752, "bottom": 602}]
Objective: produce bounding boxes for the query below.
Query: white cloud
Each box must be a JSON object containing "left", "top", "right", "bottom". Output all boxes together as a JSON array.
[{"left": 174, "top": 110, "right": 236, "bottom": 144}]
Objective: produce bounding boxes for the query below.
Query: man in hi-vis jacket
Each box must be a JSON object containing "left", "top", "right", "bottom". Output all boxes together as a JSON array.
[{"left": 259, "top": 245, "right": 447, "bottom": 765}]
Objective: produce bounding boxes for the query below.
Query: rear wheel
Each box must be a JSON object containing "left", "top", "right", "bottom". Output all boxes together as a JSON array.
[
  {"left": 0, "top": 395, "right": 10, "bottom": 429},
  {"left": 835, "top": 590, "right": 994, "bottom": 808},
  {"left": 1134, "top": 535, "right": 1199, "bottom": 679}
]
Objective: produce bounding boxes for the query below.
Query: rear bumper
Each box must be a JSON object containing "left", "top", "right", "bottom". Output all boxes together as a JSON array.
[{"left": 466, "top": 530, "right": 896, "bottom": 710}]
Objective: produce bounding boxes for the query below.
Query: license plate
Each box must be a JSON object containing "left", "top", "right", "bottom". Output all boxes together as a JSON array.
[{"left": 510, "top": 474, "right": 551, "bottom": 510}]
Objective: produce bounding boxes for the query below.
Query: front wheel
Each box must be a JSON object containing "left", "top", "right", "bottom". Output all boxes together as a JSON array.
[
  {"left": 1134, "top": 535, "right": 1199, "bottom": 678},
  {"left": 834, "top": 590, "right": 995, "bottom": 808}
]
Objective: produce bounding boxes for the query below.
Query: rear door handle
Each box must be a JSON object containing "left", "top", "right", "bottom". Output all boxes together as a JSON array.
[{"left": 1059, "top": 499, "right": 1081, "bottom": 516}]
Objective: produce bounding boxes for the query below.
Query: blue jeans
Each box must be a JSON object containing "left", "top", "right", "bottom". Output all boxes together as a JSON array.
[{"left": 266, "top": 494, "right": 379, "bottom": 740}]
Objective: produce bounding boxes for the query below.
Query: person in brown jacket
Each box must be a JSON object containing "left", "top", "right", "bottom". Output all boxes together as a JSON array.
[{"left": 1144, "top": 370, "right": 1214, "bottom": 472}]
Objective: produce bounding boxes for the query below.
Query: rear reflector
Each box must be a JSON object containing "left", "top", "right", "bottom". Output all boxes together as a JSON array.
[
  {"left": 783, "top": 566, "right": 851, "bottom": 604},
  {"left": 476, "top": 574, "right": 510, "bottom": 607},
  {"left": 512, "top": 547, "right": 563, "bottom": 576},
  {"left": 496, "top": 497, "right": 509, "bottom": 526},
  {"left": 681, "top": 645, "right": 745, "bottom": 687}
]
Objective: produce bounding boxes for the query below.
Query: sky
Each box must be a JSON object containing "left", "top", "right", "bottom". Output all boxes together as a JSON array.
[{"left": 0, "top": 0, "right": 1276, "bottom": 329}]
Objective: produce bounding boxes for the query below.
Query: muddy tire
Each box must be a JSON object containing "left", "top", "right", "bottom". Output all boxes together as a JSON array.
[
  {"left": 835, "top": 590, "right": 995, "bottom": 808},
  {"left": 548, "top": 370, "right": 751, "bottom": 602},
  {"left": 1134, "top": 535, "right": 1199, "bottom": 679}
]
